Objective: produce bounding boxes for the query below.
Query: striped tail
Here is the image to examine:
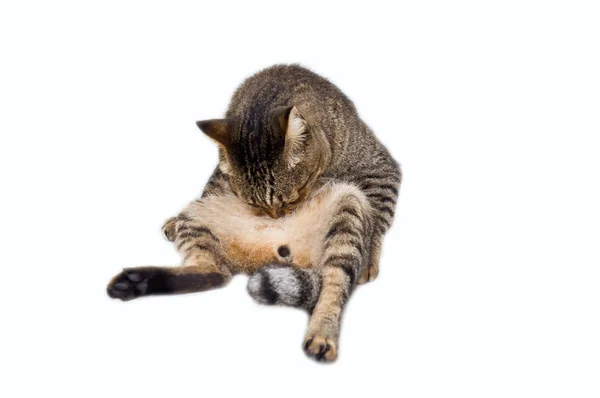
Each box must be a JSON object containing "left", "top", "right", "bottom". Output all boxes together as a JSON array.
[{"left": 247, "top": 264, "right": 322, "bottom": 311}]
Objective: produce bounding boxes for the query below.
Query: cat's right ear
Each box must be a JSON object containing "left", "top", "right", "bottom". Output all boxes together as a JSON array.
[
  {"left": 282, "top": 106, "right": 309, "bottom": 168},
  {"left": 196, "top": 119, "right": 232, "bottom": 147}
]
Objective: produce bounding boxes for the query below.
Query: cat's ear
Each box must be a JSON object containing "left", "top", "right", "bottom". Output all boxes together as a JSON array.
[
  {"left": 196, "top": 119, "right": 232, "bottom": 147},
  {"left": 283, "top": 106, "right": 309, "bottom": 168}
]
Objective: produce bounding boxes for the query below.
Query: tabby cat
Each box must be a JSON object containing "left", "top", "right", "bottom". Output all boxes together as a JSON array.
[{"left": 107, "top": 64, "right": 401, "bottom": 362}]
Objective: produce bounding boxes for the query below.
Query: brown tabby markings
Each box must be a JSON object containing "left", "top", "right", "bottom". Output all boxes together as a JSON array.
[
  {"left": 360, "top": 238, "right": 382, "bottom": 284},
  {"left": 107, "top": 64, "right": 401, "bottom": 363},
  {"left": 303, "top": 267, "right": 348, "bottom": 361}
]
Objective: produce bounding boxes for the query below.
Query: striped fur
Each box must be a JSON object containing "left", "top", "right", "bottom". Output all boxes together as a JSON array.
[
  {"left": 107, "top": 65, "right": 401, "bottom": 363},
  {"left": 247, "top": 264, "right": 321, "bottom": 311}
]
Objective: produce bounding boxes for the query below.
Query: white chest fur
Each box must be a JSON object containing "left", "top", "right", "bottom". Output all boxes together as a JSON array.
[{"left": 182, "top": 183, "right": 368, "bottom": 270}]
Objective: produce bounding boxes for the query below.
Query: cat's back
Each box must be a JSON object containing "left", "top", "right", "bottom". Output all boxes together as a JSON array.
[{"left": 226, "top": 64, "right": 356, "bottom": 119}]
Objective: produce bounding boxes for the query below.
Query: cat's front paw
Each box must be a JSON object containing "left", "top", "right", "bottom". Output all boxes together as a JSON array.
[
  {"left": 107, "top": 268, "right": 154, "bottom": 301},
  {"left": 161, "top": 217, "right": 178, "bottom": 242},
  {"left": 359, "top": 263, "right": 379, "bottom": 284},
  {"left": 303, "top": 335, "right": 338, "bottom": 362}
]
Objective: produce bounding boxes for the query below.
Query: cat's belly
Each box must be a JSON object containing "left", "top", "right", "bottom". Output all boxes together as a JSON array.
[{"left": 181, "top": 183, "right": 359, "bottom": 273}]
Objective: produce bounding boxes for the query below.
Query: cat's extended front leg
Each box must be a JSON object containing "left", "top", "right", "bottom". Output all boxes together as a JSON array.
[{"left": 303, "top": 186, "right": 371, "bottom": 362}]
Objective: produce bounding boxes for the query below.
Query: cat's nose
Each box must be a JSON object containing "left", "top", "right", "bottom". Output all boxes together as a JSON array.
[{"left": 265, "top": 207, "right": 279, "bottom": 219}]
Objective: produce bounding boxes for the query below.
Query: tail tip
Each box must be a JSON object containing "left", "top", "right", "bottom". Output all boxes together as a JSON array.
[{"left": 247, "top": 268, "right": 279, "bottom": 305}]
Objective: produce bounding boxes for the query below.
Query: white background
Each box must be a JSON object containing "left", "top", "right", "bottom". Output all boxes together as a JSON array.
[{"left": 1, "top": 1, "right": 598, "bottom": 397}]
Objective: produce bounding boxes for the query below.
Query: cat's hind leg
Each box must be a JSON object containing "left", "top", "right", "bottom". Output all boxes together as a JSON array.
[
  {"left": 107, "top": 264, "right": 232, "bottom": 301},
  {"left": 108, "top": 216, "right": 233, "bottom": 301},
  {"left": 302, "top": 184, "right": 372, "bottom": 362}
]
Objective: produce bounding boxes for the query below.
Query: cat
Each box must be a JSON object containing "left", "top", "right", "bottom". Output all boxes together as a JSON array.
[{"left": 107, "top": 64, "right": 401, "bottom": 362}]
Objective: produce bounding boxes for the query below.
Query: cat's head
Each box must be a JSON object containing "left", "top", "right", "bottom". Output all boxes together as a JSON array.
[{"left": 197, "top": 106, "right": 325, "bottom": 218}]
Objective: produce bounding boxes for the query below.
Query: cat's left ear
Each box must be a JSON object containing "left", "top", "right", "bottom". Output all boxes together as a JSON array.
[
  {"left": 196, "top": 119, "right": 232, "bottom": 147},
  {"left": 282, "top": 106, "right": 309, "bottom": 168}
]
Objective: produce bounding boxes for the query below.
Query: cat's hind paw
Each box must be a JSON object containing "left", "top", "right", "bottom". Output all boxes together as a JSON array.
[
  {"left": 107, "top": 268, "right": 155, "bottom": 301},
  {"left": 303, "top": 335, "right": 338, "bottom": 363}
]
